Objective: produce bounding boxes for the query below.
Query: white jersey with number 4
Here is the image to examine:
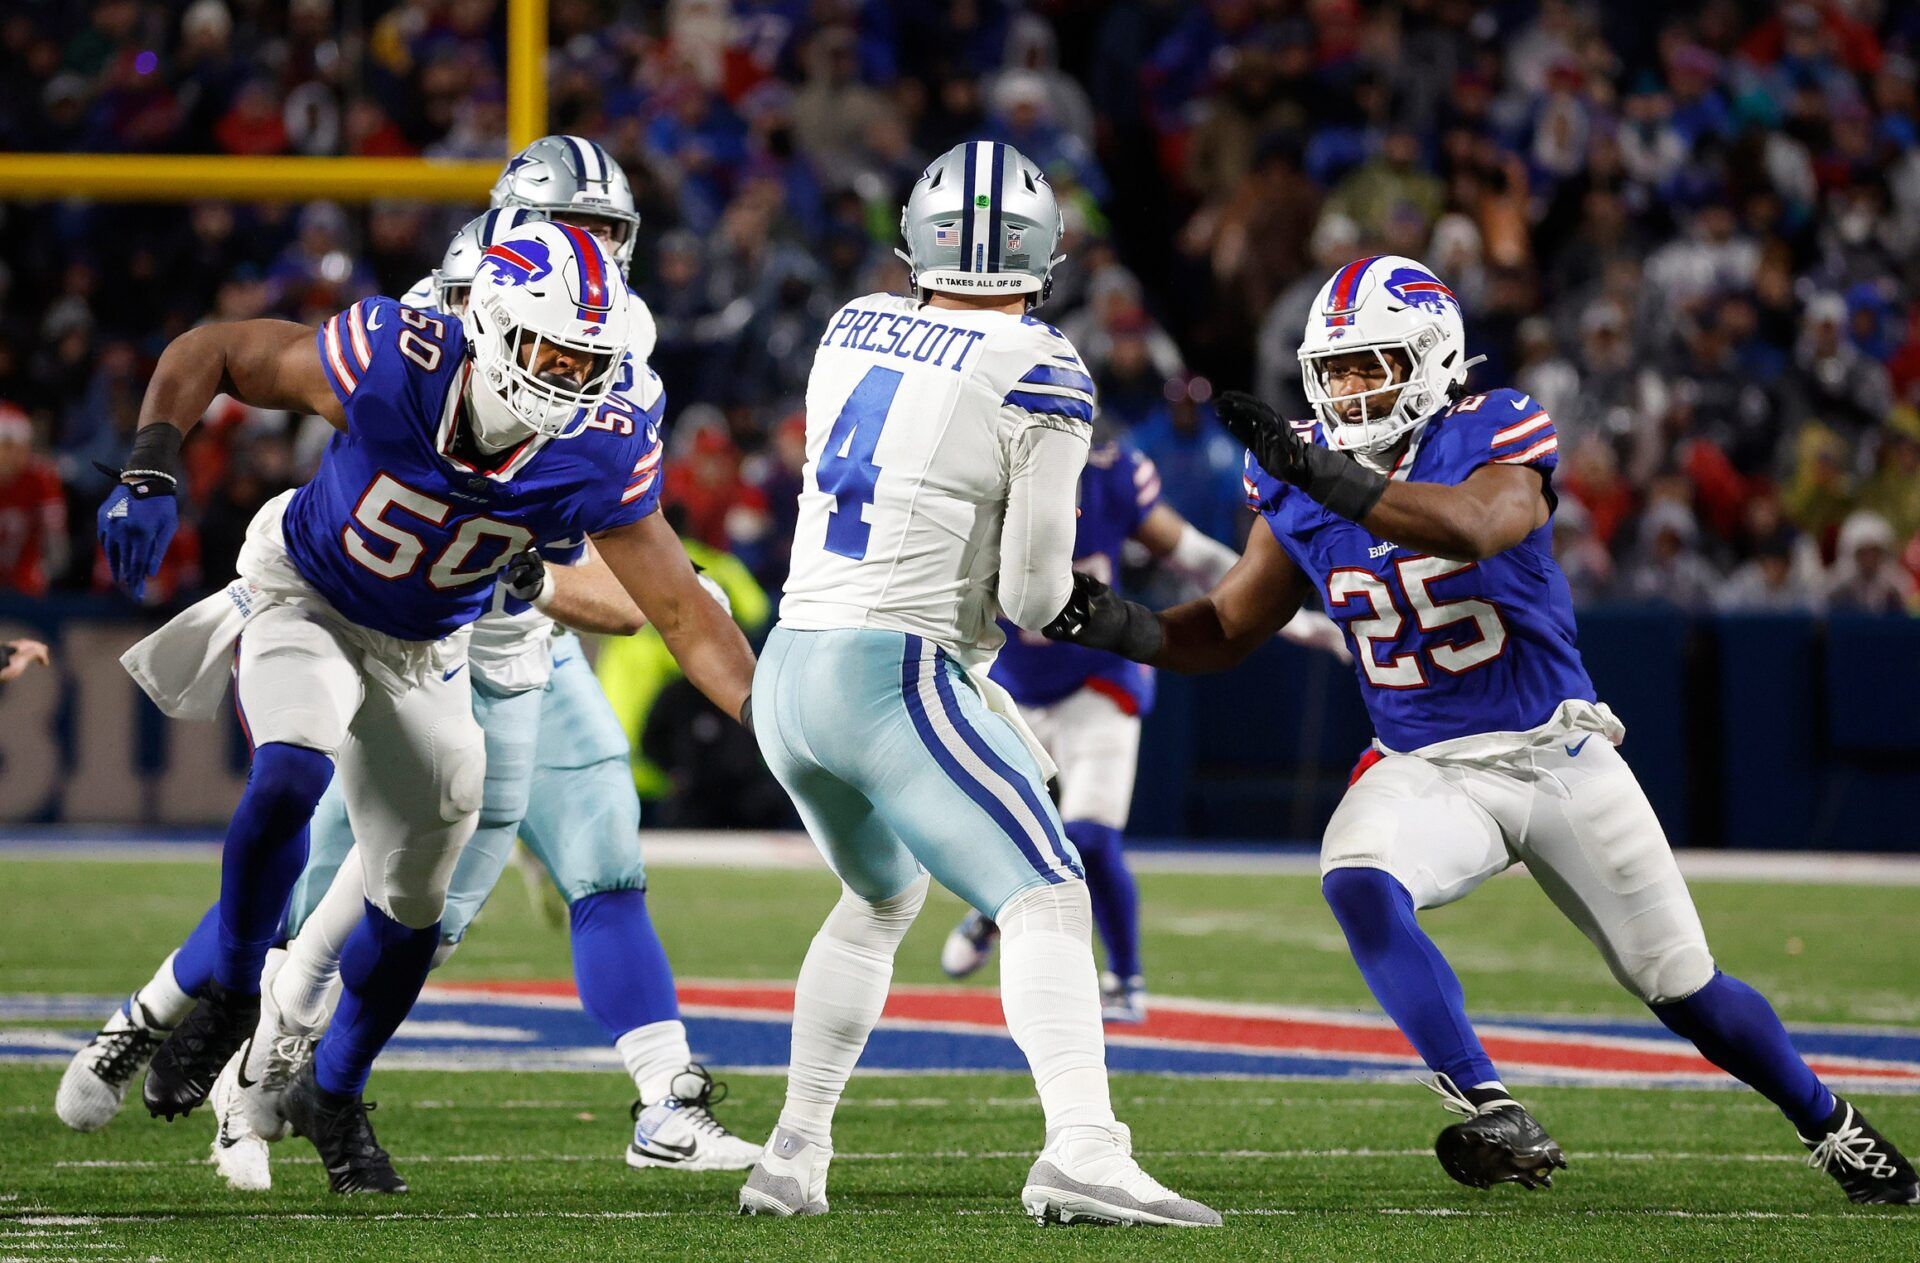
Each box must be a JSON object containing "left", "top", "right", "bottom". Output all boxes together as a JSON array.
[{"left": 779, "top": 293, "right": 1097, "bottom": 665}]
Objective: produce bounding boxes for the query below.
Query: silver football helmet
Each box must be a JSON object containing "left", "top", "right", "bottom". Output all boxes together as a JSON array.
[
  {"left": 490, "top": 134, "right": 639, "bottom": 267},
  {"left": 897, "top": 141, "right": 1064, "bottom": 304},
  {"left": 433, "top": 207, "right": 548, "bottom": 314}
]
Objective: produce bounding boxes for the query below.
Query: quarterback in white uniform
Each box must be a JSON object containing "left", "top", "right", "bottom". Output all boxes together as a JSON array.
[{"left": 736, "top": 141, "right": 1218, "bottom": 1228}]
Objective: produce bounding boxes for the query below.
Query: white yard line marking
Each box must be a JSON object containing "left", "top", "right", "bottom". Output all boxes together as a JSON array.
[{"left": 53, "top": 1146, "right": 1811, "bottom": 1171}]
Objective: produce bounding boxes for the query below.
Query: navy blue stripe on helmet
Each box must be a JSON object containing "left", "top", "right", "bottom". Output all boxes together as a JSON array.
[
  {"left": 958, "top": 145, "right": 978, "bottom": 271},
  {"left": 560, "top": 135, "right": 591, "bottom": 185},
  {"left": 987, "top": 143, "right": 1007, "bottom": 271},
  {"left": 1003, "top": 390, "right": 1094, "bottom": 423},
  {"left": 481, "top": 208, "right": 500, "bottom": 244},
  {"left": 583, "top": 138, "right": 611, "bottom": 186},
  {"left": 899, "top": 637, "right": 1064, "bottom": 884},
  {"left": 1018, "top": 364, "right": 1096, "bottom": 395},
  {"left": 927, "top": 646, "right": 1080, "bottom": 878}
]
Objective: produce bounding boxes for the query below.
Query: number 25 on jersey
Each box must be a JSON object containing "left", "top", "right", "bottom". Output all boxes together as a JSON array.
[{"left": 1328, "top": 555, "right": 1507, "bottom": 690}]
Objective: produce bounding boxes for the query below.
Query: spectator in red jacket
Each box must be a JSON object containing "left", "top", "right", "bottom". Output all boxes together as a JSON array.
[{"left": 0, "top": 404, "right": 67, "bottom": 597}]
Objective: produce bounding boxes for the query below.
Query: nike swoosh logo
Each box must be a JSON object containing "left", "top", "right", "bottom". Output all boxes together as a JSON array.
[
  {"left": 234, "top": 1039, "right": 258, "bottom": 1089},
  {"left": 367, "top": 306, "right": 386, "bottom": 331},
  {"left": 442, "top": 663, "right": 466, "bottom": 682},
  {"left": 635, "top": 1137, "right": 698, "bottom": 1160},
  {"left": 1566, "top": 736, "right": 1592, "bottom": 757},
  {"left": 1511, "top": 396, "right": 1531, "bottom": 409}
]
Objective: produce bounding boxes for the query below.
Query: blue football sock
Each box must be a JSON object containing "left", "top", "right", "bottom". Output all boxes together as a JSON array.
[
  {"left": 215, "top": 743, "right": 331, "bottom": 994},
  {"left": 1322, "top": 867, "right": 1501, "bottom": 1088},
  {"left": 569, "top": 889, "right": 680, "bottom": 1041},
  {"left": 1068, "top": 820, "right": 1142, "bottom": 980},
  {"left": 1651, "top": 971, "right": 1834, "bottom": 1131},
  {"left": 167, "top": 904, "right": 223, "bottom": 999},
  {"left": 312, "top": 901, "right": 439, "bottom": 1098}
]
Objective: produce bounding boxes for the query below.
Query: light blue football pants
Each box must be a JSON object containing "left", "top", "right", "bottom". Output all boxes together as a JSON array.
[
  {"left": 287, "top": 633, "right": 644, "bottom": 944},
  {"left": 753, "top": 626, "right": 1083, "bottom": 919}
]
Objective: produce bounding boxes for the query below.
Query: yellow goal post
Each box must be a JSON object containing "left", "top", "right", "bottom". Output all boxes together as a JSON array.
[{"left": 0, "top": 0, "right": 547, "bottom": 203}]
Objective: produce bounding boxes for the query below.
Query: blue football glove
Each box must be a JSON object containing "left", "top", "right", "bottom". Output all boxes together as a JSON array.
[{"left": 98, "top": 481, "right": 178, "bottom": 601}]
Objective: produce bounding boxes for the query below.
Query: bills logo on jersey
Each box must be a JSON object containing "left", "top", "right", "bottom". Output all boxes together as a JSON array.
[
  {"left": 1383, "top": 266, "right": 1458, "bottom": 315},
  {"left": 479, "top": 239, "right": 554, "bottom": 288}
]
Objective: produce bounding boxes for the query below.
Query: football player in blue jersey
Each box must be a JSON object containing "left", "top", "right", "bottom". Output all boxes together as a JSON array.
[
  {"left": 1043, "top": 254, "right": 1918, "bottom": 1206},
  {"left": 938, "top": 438, "right": 1347, "bottom": 1023},
  {"left": 90, "top": 220, "right": 754, "bottom": 1193}
]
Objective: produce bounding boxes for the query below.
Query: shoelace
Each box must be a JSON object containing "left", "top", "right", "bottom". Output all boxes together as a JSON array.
[
  {"left": 92, "top": 1024, "right": 165, "bottom": 1088},
  {"left": 665, "top": 1065, "right": 738, "bottom": 1139},
  {"left": 1425, "top": 1073, "right": 1477, "bottom": 1118},
  {"left": 262, "top": 1031, "right": 317, "bottom": 1091},
  {"left": 1806, "top": 1110, "right": 1901, "bottom": 1180},
  {"left": 318, "top": 1096, "right": 394, "bottom": 1168}
]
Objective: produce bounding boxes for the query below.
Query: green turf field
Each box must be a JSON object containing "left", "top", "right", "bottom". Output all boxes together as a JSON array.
[{"left": 2, "top": 853, "right": 1917, "bottom": 1261}]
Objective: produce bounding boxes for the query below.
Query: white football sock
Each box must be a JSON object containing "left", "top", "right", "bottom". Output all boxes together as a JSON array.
[
  {"left": 998, "top": 880, "right": 1115, "bottom": 1133},
  {"left": 132, "top": 950, "right": 195, "bottom": 1029},
  {"left": 777, "top": 875, "right": 929, "bottom": 1147},
  {"left": 272, "top": 848, "right": 365, "bottom": 1030},
  {"left": 616, "top": 1020, "right": 694, "bottom": 1104}
]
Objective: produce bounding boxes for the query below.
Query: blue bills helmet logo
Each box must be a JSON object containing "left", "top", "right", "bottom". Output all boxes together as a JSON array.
[
  {"left": 479, "top": 239, "right": 554, "bottom": 288},
  {"left": 1383, "top": 266, "right": 1458, "bottom": 315}
]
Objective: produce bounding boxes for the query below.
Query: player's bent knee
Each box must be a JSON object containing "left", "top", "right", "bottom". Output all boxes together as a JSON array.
[
  {"left": 368, "top": 830, "right": 469, "bottom": 930},
  {"left": 1628, "top": 941, "right": 1717, "bottom": 1007},
  {"left": 429, "top": 939, "right": 460, "bottom": 970},
  {"left": 996, "top": 878, "right": 1092, "bottom": 939},
  {"left": 247, "top": 743, "right": 336, "bottom": 822},
  {"left": 822, "top": 873, "right": 929, "bottom": 948},
  {"left": 1321, "top": 866, "right": 1418, "bottom": 958}
]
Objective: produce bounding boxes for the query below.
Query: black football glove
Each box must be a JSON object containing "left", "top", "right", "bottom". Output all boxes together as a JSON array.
[
  {"left": 1216, "top": 390, "right": 1388, "bottom": 522},
  {"left": 1040, "top": 572, "right": 1164, "bottom": 664},
  {"left": 501, "top": 547, "right": 552, "bottom": 608}
]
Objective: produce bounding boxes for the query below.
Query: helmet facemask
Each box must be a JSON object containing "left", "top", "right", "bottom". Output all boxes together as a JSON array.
[
  {"left": 1301, "top": 326, "right": 1448, "bottom": 454},
  {"left": 465, "top": 297, "right": 622, "bottom": 449}
]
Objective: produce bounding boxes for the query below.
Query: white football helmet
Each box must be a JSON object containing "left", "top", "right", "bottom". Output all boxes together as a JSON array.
[
  {"left": 462, "top": 220, "right": 633, "bottom": 449},
  {"left": 1297, "top": 254, "right": 1471, "bottom": 454}
]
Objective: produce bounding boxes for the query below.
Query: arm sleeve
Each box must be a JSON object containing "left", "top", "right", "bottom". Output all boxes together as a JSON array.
[
  {"left": 1162, "top": 521, "right": 1240, "bottom": 589},
  {"left": 998, "top": 422, "right": 1090, "bottom": 630}
]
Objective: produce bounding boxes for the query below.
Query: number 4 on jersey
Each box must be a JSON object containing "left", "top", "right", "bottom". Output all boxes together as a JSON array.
[{"left": 817, "top": 366, "right": 902, "bottom": 560}]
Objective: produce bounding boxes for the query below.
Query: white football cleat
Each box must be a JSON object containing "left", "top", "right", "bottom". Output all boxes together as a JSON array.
[
  {"left": 738, "top": 1125, "right": 830, "bottom": 1216},
  {"left": 55, "top": 996, "right": 171, "bottom": 1132},
  {"left": 1099, "top": 971, "right": 1148, "bottom": 1025},
  {"left": 940, "top": 911, "right": 999, "bottom": 978},
  {"left": 1021, "top": 1122, "right": 1221, "bottom": 1227},
  {"left": 627, "top": 1066, "right": 763, "bottom": 1171},
  {"left": 208, "top": 1052, "right": 271, "bottom": 1191},
  {"left": 236, "top": 950, "right": 323, "bottom": 1143}
]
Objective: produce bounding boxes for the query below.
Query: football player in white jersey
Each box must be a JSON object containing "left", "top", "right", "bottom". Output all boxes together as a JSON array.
[{"left": 735, "top": 142, "right": 1218, "bottom": 1228}]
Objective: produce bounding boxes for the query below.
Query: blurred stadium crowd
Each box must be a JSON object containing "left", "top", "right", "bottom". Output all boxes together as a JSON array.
[{"left": 0, "top": 0, "right": 1917, "bottom": 617}]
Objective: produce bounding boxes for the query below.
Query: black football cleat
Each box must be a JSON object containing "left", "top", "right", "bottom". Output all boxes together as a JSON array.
[
  {"left": 281, "top": 1062, "right": 408, "bottom": 1195},
  {"left": 1800, "top": 1098, "right": 1920, "bottom": 1205},
  {"left": 1428, "top": 1075, "right": 1568, "bottom": 1191},
  {"left": 142, "top": 982, "right": 259, "bottom": 1120}
]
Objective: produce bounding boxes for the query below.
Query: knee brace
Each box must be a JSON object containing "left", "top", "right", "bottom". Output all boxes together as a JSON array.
[
  {"left": 822, "top": 873, "right": 929, "bottom": 954},
  {"left": 996, "top": 879, "right": 1093, "bottom": 942}
]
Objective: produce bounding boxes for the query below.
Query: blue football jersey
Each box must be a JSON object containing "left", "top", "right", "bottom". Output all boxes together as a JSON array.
[
  {"left": 281, "top": 297, "right": 665, "bottom": 642},
  {"left": 993, "top": 442, "right": 1161, "bottom": 714},
  {"left": 1246, "top": 387, "right": 1593, "bottom": 750}
]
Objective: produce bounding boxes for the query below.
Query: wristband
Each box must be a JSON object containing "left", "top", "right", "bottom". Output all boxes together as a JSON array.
[{"left": 1301, "top": 443, "right": 1389, "bottom": 521}]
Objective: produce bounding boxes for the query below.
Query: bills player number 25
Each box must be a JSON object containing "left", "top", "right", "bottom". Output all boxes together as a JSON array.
[{"left": 1327, "top": 555, "right": 1506, "bottom": 690}]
